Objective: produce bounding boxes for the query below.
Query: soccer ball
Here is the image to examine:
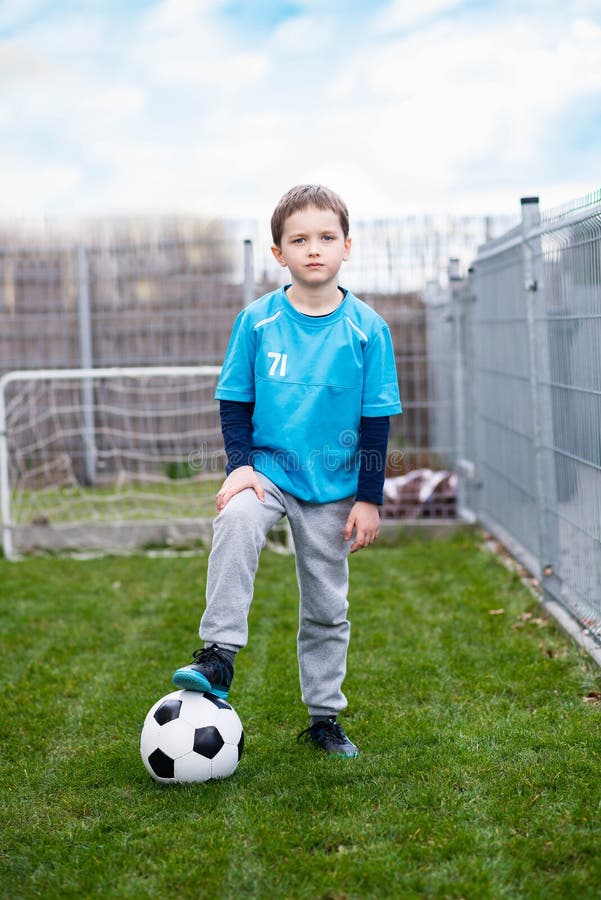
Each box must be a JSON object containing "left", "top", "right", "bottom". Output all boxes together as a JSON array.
[{"left": 140, "top": 689, "right": 244, "bottom": 784}]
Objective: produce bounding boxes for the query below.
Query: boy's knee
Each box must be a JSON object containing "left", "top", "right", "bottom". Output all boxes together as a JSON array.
[{"left": 214, "top": 489, "right": 265, "bottom": 534}]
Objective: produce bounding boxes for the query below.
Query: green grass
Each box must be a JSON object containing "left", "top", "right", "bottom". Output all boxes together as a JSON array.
[{"left": 1, "top": 529, "right": 601, "bottom": 899}]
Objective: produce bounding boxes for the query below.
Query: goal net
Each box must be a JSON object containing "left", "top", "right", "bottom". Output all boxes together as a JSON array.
[{"left": 0, "top": 367, "right": 226, "bottom": 559}]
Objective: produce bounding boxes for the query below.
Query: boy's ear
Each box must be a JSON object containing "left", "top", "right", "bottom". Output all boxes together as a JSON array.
[
  {"left": 271, "top": 244, "right": 287, "bottom": 267},
  {"left": 343, "top": 236, "right": 352, "bottom": 260}
]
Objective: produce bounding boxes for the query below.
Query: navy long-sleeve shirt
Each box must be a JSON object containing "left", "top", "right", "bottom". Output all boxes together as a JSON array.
[{"left": 219, "top": 400, "right": 389, "bottom": 506}]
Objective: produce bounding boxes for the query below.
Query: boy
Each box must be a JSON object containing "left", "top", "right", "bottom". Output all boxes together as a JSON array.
[{"left": 173, "top": 184, "right": 402, "bottom": 757}]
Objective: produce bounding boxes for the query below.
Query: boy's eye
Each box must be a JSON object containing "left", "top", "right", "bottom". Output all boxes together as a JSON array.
[{"left": 290, "top": 234, "right": 336, "bottom": 244}]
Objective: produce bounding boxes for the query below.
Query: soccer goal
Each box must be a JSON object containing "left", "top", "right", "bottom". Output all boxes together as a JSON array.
[{"left": 0, "top": 367, "right": 226, "bottom": 559}]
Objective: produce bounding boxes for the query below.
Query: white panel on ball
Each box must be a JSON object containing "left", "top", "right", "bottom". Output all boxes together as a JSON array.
[
  {"left": 210, "top": 743, "right": 240, "bottom": 779},
  {"left": 157, "top": 718, "right": 194, "bottom": 760},
  {"left": 174, "top": 751, "right": 213, "bottom": 783}
]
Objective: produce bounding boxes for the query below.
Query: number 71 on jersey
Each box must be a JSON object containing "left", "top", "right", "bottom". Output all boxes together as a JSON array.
[{"left": 267, "top": 352, "right": 288, "bottom": 377}]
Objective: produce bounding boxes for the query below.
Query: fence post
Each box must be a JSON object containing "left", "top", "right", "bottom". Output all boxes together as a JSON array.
[
  {"left": 522, "top": 197, "right": 551, "bottom": 579},
  {"left": 0, "top": 375, "right": 14, "bottom": 559},
  {"left": 243, "top": 239, "right": 254, "bottom": 307},
  {"left": 450, "top": 260, "right": 478, "bottom": 522},
  {"left": 450, "top": 258, "right": 464, "bottom": 474},
  {"left": 465, "top": 265, "right": 481, "bottom": 518},
  {"left": 523, "top": 199, "right": 562, "bottom": 604},
  {"left": 76, "top": 244, "right": 97, "bottom": 485},
  {"left": 424, "top": 278, "right": 454, "bottom": 471}
]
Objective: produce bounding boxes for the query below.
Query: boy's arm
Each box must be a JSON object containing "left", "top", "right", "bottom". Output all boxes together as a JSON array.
[
  {"left": 216, "top": 400, "right": 264, "bottom": 511},
  {"left": 344, "top": 416, "right": 390, "bottom": 552},
  {"left": 356, "top": 415, "right": 390, "bottom": 505},
  {"left": 220, "top": 399, "right": 255, "bottom": 473}
]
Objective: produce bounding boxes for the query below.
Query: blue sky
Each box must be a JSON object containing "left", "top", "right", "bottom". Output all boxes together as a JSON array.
[{"left": 1, "top": 0, "right": 600, "bottom": 220}]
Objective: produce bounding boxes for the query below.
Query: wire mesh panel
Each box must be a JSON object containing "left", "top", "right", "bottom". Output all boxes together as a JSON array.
[
  {"left": 86, "top": 234, "right": 242, "bottom": 367},
  {"left": 0, "top": 247, "right": 80, "bottom": 372},
  {"left": 534, "top": 204, "right": 601, "bottom": 634},
  {"left": 465, "top": 193, "right": 601, "bottom": 641},
  {"left": 0, "top": 226, "right": 245, "bottom": 376},
  {"left": 471, "top": 239, "right": 541, "bottom": 563},
  {"left": 366, "top": 291, "right": 433, "bottom": 474},
  {"left": 424, "top": 287, "right": 456, "bottom": 470}
]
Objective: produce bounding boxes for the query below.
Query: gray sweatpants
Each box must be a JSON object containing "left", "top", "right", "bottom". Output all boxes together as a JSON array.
[{"left": 199, "top": 473, "right": 355, "bottom": 717}]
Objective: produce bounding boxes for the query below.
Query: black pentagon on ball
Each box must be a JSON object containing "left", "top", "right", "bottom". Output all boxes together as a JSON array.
[
  {"left": 148, "top": 748, "right": 175, "bottom": 779},
  {"left": 153, "top": 699, "right": 182, "bottom": 725},
  {"left": 193, "top": 725, "right": 224, "bottom": 759},
  {"left": 237, "top": 731, "right": 244, "bottom": 760}
]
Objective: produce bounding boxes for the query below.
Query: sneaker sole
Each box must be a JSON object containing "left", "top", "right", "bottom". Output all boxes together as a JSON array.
[{"left": 172, "top": 669, "right": 229, "bottom": 698}]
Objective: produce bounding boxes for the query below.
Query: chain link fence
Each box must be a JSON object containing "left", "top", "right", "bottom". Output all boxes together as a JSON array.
[{"left": 430, "top": 189, "right": 601, "bottom": 647}]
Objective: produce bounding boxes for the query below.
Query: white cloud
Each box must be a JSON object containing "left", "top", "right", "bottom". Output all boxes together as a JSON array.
[
  {"left": 11, "top": 14, "right": 108, "bottom": 62},
  {"left": 571, "top": 15, "right": 601, "bottom": 40},
  {"left": 134, "top": 0, "right": 268, "bottom": 89},
  {"left": 145, "top": 48, "right": 267, "bottom": 90},
  {"left": 93, "top": 85, "right": 147, "bottom": 119},
  {"left": 335, "top": 8, "right": 601, "bottom": 208},
  {"left": 141, "top": 0, "right": 222, "bottom": 32},
  {"left": 90, "top": 140, "right": 176, "bottom": 168},
  {"left": 0, "top": 38, "right": 57, "bottom": 84},
  {"left": 0, "top": 156, "right": 80, "bottom": 217},
  {"left": 373, "top": 0, "right": 464, "bottom": 32},
  {"left": 0, "top": 0, "right": 47, "bottom": 32},
  {"left": 270, "top": 13, "right": 337, "bottom": 51},
  {"left": 1, "top": 2, "right": 600, "bottom": 219}
]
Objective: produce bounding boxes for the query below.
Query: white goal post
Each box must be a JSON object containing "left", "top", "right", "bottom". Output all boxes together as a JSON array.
[{"left": 0, "top": 366, "right": 224, "bottom": 560}]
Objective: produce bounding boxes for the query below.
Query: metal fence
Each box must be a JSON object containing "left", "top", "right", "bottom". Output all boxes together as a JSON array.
[
  {"left": 434, "top": 189, "right": 601, "bottom": 643},
  {"left": 0, "top": 224, "right": 246, "bottom": 371},
  {"left": 0, "top": 214, "right": 513, "bottom": 527}
]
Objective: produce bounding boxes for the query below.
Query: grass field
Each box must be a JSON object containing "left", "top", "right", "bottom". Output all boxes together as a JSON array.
[{"left": 2, "top": 529, "right": 601, "bottom": 898}]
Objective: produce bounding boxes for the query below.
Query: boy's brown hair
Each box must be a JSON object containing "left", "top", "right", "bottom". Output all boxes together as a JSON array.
[{"left": 271, "top": 184, "right": 350, "bottom": 247}]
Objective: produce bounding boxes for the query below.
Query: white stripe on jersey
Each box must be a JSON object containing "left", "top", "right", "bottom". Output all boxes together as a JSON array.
[
  {"left": 253, "top": 310, "right": 282, "bottom": 330},
  {"left": 345, "top": 316, "right": 369, "bottom": 342}
]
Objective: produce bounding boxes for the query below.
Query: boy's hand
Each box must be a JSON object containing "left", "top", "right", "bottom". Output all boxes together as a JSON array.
[
  {"left": 344, "top": 501, "right": 380, "bottom": 553},
  {"left": 216, "top": 466, "right": 265, "bottom": 512}
]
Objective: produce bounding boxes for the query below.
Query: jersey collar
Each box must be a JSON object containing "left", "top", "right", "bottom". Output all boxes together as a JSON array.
[{"left": 280, "top": 285, "right": 349, "bottom": 325}]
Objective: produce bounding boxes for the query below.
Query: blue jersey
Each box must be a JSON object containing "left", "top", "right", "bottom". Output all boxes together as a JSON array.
[{"left": 215, "top": 286, "right": 402, "bottom": 503}]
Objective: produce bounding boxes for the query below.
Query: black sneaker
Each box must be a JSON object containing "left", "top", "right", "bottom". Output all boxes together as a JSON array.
[
  {"left": 172, "top": 645, "right": 234, "bottom": 698},
  {"left": 297, "top": 717, "right": 360, "bottom": 758}
]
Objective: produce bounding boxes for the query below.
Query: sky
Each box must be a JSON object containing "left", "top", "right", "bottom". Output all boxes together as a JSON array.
[{"left": 1, "top": 0, "right": 601, "bottom": 222}]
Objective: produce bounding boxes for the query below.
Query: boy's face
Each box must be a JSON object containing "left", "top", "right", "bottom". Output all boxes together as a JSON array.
[{"left": 271, "top": 205, "right": 351, "bottom": 290}]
